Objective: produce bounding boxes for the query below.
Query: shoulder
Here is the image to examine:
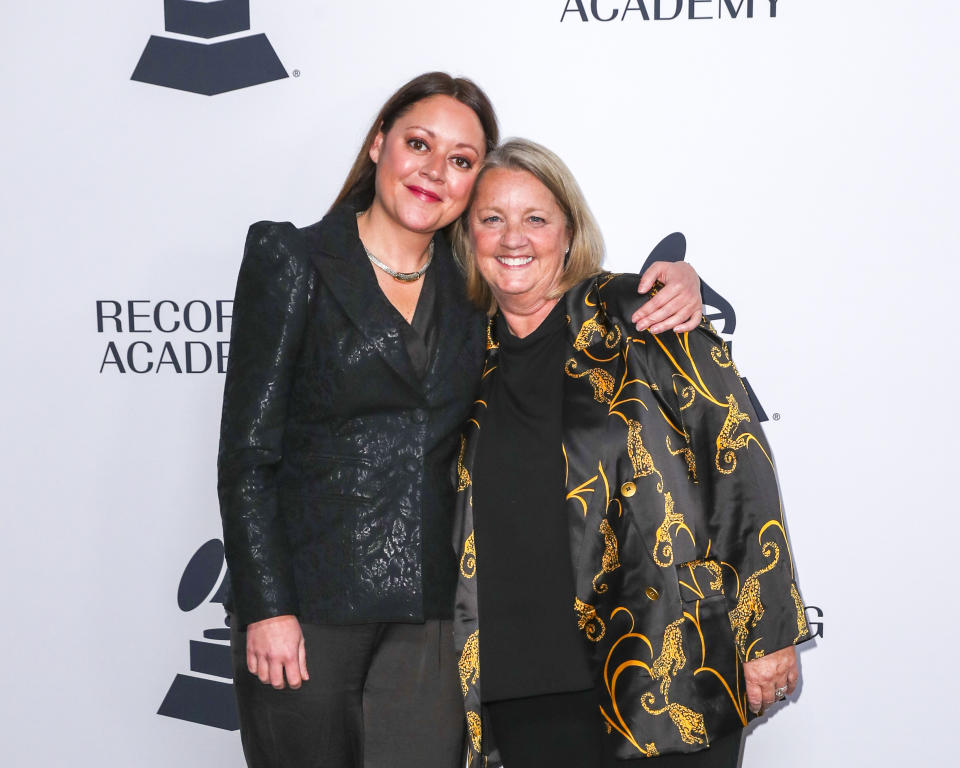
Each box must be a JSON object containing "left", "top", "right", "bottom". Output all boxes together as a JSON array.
[
  {"left": 564, "top": 272, "right": 649, "bottom": 327},
  {"left": 245, "top": 220, "right": 305, "bottom": 252},
  {"left": 240, "top": 220, "right": 316, "bottom": 275},
  {"left": 566, "top": 272, "right": 723, "bottom": 363}
]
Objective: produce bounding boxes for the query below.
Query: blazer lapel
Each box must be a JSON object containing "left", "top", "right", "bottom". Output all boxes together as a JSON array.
[
  {"left": 561, "top": 278, "right": 626, "bottom": 588},
  {"left": 303, "top": 206, "right": 420, "bottom": 391},
  {"left": 424, "top": 235, "right": 478, "bottom": 391}
]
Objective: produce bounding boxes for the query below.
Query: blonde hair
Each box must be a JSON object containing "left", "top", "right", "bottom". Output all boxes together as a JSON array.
[{"left": 452, "top": 138, "right": 605, "bottom": 315}]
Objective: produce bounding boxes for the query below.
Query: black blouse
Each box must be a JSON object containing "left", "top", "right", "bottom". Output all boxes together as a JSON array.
[
  {"left": 472, "top": 301, "right": 593, "bottom": 702},
  {"left": 395, "top": 264, "right": 437, "bottom": 379}
]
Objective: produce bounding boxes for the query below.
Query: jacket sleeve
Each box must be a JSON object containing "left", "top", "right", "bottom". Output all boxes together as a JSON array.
[
  {"left": 217, "top": 221, "right": 311, "bottom": 629},
  {"left": 641, "top": 320, "right": 810, "bottom": 663}
]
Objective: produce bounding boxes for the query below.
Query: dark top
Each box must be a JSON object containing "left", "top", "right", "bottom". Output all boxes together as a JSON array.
[
  {"left": 218, "top": 203, "right": 487, "bottom": 628},
  {"left": 396, "top": 264, "right": 437, "bottom": 379},
  {"left": 473, "top": 301, "right": 593, "bottom": 702}
]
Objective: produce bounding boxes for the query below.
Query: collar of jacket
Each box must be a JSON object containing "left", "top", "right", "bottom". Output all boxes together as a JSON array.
[
  {"left": 483, "top": 272, "right": 614, "bottom": 358},
  {"left": 300, "top": 202, "right": 479, "bottom": 395},
  {"left": 476, "top": 272, "right": 627, "bottom": 562}
]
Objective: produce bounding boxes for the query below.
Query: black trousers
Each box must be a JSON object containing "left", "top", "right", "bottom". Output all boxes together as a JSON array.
[
  {"left": 486, "top": 689, "right": 743, "bottom": 768},
  {"left": 231, "top": 620, "right": 465, "bottom": 768}
]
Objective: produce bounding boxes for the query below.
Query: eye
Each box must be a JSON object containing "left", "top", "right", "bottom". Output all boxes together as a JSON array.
[
  {"left": 451, "top": 156, "right": 474, "bottom": 170},
  {"left": 407, "top": 137, "right": 428, "bottom": 152},
  {"left": 481, "top": 215, "right": 502, "bottom": 224},
  {"left": 528, "top": 215, "right": 545, "bottom": 224}
]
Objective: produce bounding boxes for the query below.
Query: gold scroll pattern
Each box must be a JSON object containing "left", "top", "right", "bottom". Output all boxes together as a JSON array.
[
  {"left": 666, "top": 434, "right": 697, "bottom": 482},
  {"left": 653, "top": 492, "right": 693, "bottom": 568},
  {"left": 458, "top": 630, "right": 480, "bottom": 696},
  {"left": 456, "top": 435, "right": 471, "bottom": 491},
  {"left": 791, "top": 584, "right": 810, "bottom": 645},
  {"left": 460, "top": 532, "right": 476, "bottom": 579},
  {"left": 573, "top": 311, "right": 622, "bottom": 354},
  {"left": 574, "top": 597, "right": 606, "bottom": 642},
  {"left": 592, "top": 519, "right": 621, "bottom": 594},
  {"left": 561, "top": 289, "right": 804, "bottom": 756},
  {"left": 729, "top": 541, "right": 780, "bottom": 660},
  {"left": 466, "top": 711, "right": 482, "bottom": 756},
  {"left": 565, "top": 359, "right": 615, "bottom": 403},
  {"left": 640, "top": 694, "right": 707, "bottom": 746},
  {"left": 599, "top": 608, "right": 707, "bottom": 752}
]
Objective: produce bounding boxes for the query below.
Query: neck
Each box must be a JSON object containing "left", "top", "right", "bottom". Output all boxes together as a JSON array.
[
  {"left": 357, "top": 203, "right": 435, "bottom": 272},
  {"left": 499, "top": 295, "right": 561, "bottom": 339}
]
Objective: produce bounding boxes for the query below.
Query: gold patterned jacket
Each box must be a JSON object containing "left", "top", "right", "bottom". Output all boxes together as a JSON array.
[{"left": 452, "top": 274, "right": 810, "bottom": 764}]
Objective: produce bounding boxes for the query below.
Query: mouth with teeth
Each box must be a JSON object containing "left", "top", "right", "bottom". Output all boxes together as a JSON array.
[{"left": 496, "top": 255, "right": 534, "bottom": 267}]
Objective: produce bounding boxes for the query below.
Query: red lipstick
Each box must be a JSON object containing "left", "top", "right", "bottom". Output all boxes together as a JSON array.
[{"left": 406, "top": 185, "right": 442, "bottom": 203}]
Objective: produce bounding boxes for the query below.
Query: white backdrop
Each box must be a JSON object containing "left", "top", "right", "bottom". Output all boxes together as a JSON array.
[{"left": 2, "top": 1, "right": 958, "bottom": 765}]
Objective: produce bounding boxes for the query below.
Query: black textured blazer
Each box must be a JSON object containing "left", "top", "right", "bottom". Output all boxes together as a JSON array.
[{"left": 218, "top": 203, "right": 486, "bottom": 628}]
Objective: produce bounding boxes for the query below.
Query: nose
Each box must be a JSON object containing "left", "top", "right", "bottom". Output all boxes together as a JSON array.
[
  {"left": 420, "top": 153, "right": 445, "bottom": 183},
  {"left": 501, "top": 219, "right": 527, "bottom": 249}
]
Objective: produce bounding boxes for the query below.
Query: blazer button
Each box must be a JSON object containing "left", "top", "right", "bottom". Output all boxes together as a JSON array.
[
  {"left": 413, "top": 411, "right": 426, "bottom": 424},
  {"left": 621, "top": 481, "right": 637, "bottom": 498},
  {"left": 645, "top": 587, "right": 660, "bottom": 601}
]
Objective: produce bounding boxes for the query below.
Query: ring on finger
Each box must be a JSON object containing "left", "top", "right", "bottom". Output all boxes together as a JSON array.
[{"left": 775, "top": 686, "right": 787, "bottom": 700}]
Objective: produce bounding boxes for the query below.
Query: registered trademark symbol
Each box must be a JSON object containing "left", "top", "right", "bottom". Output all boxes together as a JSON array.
[
  {"left": 772, "top": 413, "right": 781, "bottom": 421},
  {"left": 292, "top": 69, "right": 301, "bottom": 78}
]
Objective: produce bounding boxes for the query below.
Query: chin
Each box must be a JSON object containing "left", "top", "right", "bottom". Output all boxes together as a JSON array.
[
  {"left": 396, "top": 207, "right": 447, "bottom": 234},
  {"left": 491, "top": 281, "right": 536, "bottom": 299}
]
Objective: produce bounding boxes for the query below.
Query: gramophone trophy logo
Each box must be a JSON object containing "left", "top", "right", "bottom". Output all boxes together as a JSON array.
[
  {"left": 157, "top": 539, "right": 239, "bottom": 730},
  {"left": 132, "top": 1, "right": 288, "bottom": 96}
]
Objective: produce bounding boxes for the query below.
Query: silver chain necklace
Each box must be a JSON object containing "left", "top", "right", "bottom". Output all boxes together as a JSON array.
[{"left": 362, "top": 239, "right": 435, "bottom": 282}]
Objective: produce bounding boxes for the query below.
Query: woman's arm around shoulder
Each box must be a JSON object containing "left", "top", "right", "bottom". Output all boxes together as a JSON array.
[{"left": 633, "top": 260, "right": 702, "bottom": 333}]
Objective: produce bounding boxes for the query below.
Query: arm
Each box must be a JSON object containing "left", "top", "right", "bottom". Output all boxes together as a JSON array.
[
  {"left": 217, "top": 222, "right": 312, "bottom": 688},
  {"left": 643, "top": 324, "right": 808, "bottom": 712},
  {"left": 631, "top": 261, "right": 702, "bottom": 334}
]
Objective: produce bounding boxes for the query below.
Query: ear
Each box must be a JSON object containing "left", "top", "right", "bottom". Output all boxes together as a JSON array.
[{"left": 369, "top": 128, "right": 385, "bottom": 165}]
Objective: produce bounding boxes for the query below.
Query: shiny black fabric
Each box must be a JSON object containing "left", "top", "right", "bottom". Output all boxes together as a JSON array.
[
  {"left": 453, "top": 274, "right": 810, "bottom": 764},
  {"left": 397, "top": 265, "right": 437, "bottom": 378},
  {"left": 218, "top": 203, "right": 486, "bottom": 628}
]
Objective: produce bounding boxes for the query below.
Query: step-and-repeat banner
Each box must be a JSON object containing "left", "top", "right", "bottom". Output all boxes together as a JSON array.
[{"left": 3, "top": 1, "right": 956, "bottom": 765}]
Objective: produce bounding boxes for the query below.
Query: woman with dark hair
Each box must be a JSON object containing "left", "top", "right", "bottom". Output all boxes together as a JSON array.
[{"left": 217, "top": 74, "right": 704, "bottom": 768}]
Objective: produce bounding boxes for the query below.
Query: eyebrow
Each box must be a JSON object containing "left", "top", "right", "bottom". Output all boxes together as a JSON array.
[{"left": 407, "top": 125, "right": 480, "bottom": 154}]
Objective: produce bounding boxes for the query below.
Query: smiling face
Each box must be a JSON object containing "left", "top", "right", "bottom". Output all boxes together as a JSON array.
[
  {"left": 469, "top": 168, "right": 571, "bottom": 314},
  {"left": 368, "top": 94, "right": 486, "bottom": 234}
]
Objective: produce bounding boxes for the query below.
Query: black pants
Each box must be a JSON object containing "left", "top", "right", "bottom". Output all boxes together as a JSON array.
[
  {"left": 486, "top": 689, "right": 743, "bottom": 768},
  {"left": 231, "top": 620, "right": 465, "bottom": 768}
]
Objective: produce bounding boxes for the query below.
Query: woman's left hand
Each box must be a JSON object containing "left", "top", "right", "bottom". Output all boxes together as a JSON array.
[
  {"left": 632, "top": 261, "right": 702, "bottom": 334},
  {"left": 743, "top": 645, "right": 799, "bottom": 715}
]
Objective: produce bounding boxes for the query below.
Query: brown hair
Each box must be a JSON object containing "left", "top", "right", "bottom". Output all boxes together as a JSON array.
[
  {"left": 452, "top": 138, "right": 605, "bottom": 315},
  {"left": 331, "top": 72, "right": 499, "bottom": 213}
]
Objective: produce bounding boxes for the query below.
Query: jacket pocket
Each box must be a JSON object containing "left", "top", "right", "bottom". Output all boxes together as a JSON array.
[
  {"left": 286, "top": 450, "right": 377, "bottom": 501},
  {"left": 675, "top": 557, "right": 726, "bottom": 604}
]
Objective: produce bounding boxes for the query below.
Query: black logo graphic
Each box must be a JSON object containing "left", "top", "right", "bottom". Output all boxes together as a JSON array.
[
  {"left": 158, "top": 539, "right": 239, "bottom": 730},
  {"left": 804, "top": 605, "right": 824, "bottom": 639},
  {"left": 132, "top": 1, "right": 287, "bottom": 96},
  {"left": 641, "top": 232, "right": 768, "bottom": 421},
  {"left": 560, "top": 0, "right": 780, "bottom": 23}
]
